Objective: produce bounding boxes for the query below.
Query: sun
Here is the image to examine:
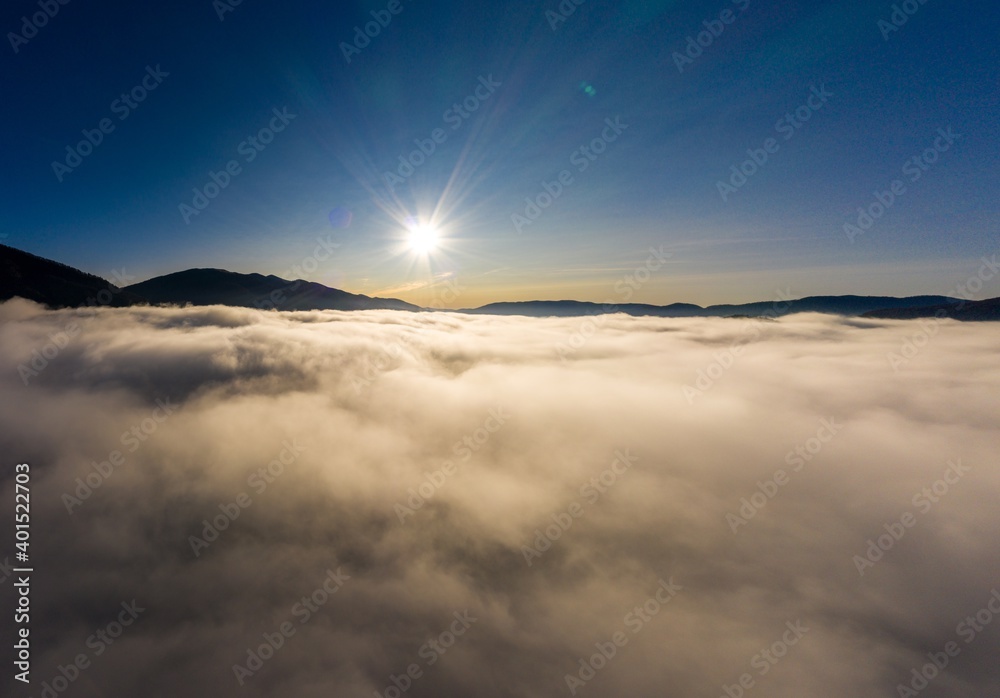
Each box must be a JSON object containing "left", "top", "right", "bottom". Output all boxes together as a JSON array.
[{"left": 407, "top": 224, "right": 439, "bottom": 254}]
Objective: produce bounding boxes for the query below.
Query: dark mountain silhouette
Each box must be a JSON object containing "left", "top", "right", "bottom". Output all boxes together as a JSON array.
[
  {"left": 0, "top": 243, "right": 145, "bottom": 308},
  {"left": 464, "top": 295, "right": 962, "bottom": 318},
  {"left": 862, "top": 297, "right": 1000, "bottom": 321},
  {"left": 125, "top": 268, "right": 420, "bottom": 312},
  {"left": 461, "top": 300, "right": 705, "bottom": 317},
  {"left": 2, "top": 243, "right": 992, "bottom": 319}
]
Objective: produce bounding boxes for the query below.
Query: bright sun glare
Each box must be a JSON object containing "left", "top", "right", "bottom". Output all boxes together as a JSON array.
[{"left": 408, "top": 225, "right": 439, "bottom": 254}]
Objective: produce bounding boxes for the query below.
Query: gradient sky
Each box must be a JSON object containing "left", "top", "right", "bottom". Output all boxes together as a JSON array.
[{"left": 1, "top": 0, "right": 997, "bottom": 308}]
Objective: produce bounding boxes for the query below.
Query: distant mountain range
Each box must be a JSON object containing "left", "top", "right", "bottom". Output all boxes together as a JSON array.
[
  {"left": 461, "top": 296, "right": 968, "bottom": 318},
  {"left": 862, "top": 297, "right": 1000, "bottom": 321},
  {"left": 2, "top": 243, "right": 996, "bottom": 320}
]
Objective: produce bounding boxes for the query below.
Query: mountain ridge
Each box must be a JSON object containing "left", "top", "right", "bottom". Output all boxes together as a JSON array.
[
  {"left": 0, "top": 243, "right": 145, "bottom": 308},
  {"left": 124, "top": 268, "right": 420, "bottom": 312},
  {"left": 461, "top": 295, "right": 966, "bottom": 319},
  {"left": 2, "top": 243, "right": 994, "bottom": 320},
  {"left": 862, "top": 297, "right": 1000, "bottom": 322}
]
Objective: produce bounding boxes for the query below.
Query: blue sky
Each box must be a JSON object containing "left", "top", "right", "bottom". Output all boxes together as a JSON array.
[{"left": 1, "top": 0, "right": 997, "bottom": 307}]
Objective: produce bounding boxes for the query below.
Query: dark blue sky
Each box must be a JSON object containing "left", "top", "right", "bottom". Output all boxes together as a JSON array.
[{"left": 2, "top": 0, "right": 997, "bottom": 306}]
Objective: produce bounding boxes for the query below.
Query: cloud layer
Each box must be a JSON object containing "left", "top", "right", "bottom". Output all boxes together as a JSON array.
[{"left": 1, "top": 299, "right": 998, "bottom": 698}]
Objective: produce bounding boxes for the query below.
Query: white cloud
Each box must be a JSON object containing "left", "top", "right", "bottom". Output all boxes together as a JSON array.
[{"left": 1, "top": 299, "right": 998, "bottom": 697}]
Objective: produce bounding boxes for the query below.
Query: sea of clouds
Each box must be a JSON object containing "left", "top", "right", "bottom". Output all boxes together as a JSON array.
[{"left": 0, "top": 298, "right": 998, "bottom": 698}]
